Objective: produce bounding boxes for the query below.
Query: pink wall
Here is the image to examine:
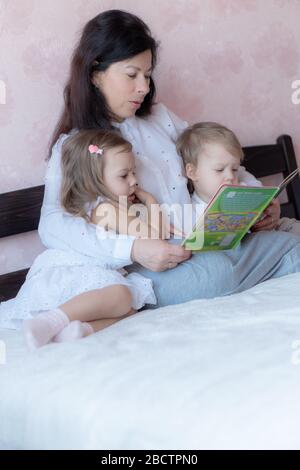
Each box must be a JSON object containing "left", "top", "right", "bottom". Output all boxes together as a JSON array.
[{"left": 0, "top": 0, "right": 300, "bottom": 274}]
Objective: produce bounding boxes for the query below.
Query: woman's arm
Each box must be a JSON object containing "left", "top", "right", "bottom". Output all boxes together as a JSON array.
[
  {"left": 91, "top": 200, "right": 191, "bottom": 270},
  {"left": 238, "top": 166, "right": 263, "bottom": 187},
  {"left": 38, "top": 135, "right": 136, "bottom": 269}
]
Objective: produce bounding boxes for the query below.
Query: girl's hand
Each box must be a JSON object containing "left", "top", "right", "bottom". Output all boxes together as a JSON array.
[
  {"left": 251, "top": 198, "right": 281, "bottom": 232},
  {"left": 127, "top": 193, "right": 141, "bottom": 204},
  {"left": 134, "top": 187, "right": 157, "bottom": 206}
]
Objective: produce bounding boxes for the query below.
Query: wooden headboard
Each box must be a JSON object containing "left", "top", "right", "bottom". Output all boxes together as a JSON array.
[{"left": 0, "top": 134, "right": 300, "bottom": 302}]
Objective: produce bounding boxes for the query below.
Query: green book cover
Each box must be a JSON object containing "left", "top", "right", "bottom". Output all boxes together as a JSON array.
[{"left": 182, "top": 185, "right": 278, "bottom": 251}]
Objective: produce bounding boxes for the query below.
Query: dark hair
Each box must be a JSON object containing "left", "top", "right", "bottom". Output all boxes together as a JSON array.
[{"left": 48, "top": 10, "right": 159, "bottom": 159}]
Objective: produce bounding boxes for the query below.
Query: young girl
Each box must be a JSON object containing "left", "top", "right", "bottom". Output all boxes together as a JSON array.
[
  {"left": 0, "top": 129, "right": 170, "bottom": 350},
  {"left": 176, "top": 122, "right": 300, "bottom": 235}
]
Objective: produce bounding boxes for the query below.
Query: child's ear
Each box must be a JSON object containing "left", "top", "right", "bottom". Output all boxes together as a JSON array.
[{"left": 185, "top": 163, "right": 197, "bottom": 181}]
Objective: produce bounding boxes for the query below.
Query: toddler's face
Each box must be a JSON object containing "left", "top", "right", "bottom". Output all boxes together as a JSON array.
[
  {"left": 188, "top": 143, "right": 241, "bottom": 202},
  {"left": 102, "top": 146, "right": 137, "bottom": 202}
]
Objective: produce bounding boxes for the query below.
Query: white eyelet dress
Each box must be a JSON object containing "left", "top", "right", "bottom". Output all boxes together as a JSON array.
[
  {"left": 0, "top": 246, "right": 157, "bottom": 330},
  {"left": 0, "top": 197, "right": 157, "bottom": 330}
]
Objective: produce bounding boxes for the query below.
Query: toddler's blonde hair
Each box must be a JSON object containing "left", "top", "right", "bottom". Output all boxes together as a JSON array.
[{"left": 176, "top": 121, "right": 244, "bottom": 193}]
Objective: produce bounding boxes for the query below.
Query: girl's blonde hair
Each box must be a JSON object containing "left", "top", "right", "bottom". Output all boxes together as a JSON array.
[
  {"left": 176, "top": 122, "right": 244, "bottom": 193},
  {"left": 61, "top": 129, "right": 132, "bottom": 222}
]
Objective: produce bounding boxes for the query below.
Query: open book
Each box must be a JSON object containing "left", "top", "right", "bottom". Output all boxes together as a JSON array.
[{"left": 182, "top": 168, "right": 300, "bottom": 251}]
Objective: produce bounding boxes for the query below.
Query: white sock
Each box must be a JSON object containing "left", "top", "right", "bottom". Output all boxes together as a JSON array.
[
  {"left": 23, "top": 308, "right": 70, "bottom": 351},
  {"left": 53, "top": 321, "right": 94, "bottom": 343}
]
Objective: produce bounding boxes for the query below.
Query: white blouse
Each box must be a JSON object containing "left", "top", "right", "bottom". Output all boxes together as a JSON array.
[{"left": 38, "top": 103, "right": 261, "bottom": 269}]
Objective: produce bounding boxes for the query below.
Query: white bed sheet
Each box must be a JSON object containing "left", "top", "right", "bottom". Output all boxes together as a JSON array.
[{"left": 1, "top": 272, "right": 300, "bottom": 450}]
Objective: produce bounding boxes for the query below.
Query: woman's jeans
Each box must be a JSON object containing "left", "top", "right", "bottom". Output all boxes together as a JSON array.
[{"left": 126, "top": 231, "right": 300, "bottom": 308}]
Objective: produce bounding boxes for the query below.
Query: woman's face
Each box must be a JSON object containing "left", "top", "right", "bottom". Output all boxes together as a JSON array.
[{"left": 92, "top": 50, "right": 152, "bottom": 122}]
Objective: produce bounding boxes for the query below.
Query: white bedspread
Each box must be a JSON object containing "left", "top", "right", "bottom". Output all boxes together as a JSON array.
[{"left": 1, "top": 273, "right": 300, "bottom": 450}]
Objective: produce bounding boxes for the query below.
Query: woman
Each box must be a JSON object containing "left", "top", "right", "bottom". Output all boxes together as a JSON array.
[{"left": 39, "top": 9, "right": 300, "bottom": 307}]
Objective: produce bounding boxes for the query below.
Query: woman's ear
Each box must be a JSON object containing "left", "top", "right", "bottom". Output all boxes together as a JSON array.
[
  {"left": 91, "top": 72, "right": 100, "bottom": 89},
  {"left": 91, "top": 60, "right": 100, "bottom": 86},
  {"left": 185, "top": 163, "right": 197, "bottom": 181}
]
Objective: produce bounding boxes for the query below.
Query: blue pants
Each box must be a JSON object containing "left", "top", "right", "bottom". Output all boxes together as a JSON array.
[{"left": 126, "top": 231, "right": 300, "bottom": 308}]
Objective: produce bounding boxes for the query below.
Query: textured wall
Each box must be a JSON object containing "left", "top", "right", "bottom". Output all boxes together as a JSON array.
[{"left": 0, "top": 0, "right": 299, "bottom": 274}]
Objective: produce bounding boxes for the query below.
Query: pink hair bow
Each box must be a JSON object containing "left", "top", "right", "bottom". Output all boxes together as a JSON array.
[{"left": 88, "top": 144, "right": 104, "bottom": 156}]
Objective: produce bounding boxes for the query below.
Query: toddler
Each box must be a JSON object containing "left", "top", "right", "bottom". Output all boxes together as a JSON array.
[{"left": 176, "top": 122, "right": 300, "bottom": 235}]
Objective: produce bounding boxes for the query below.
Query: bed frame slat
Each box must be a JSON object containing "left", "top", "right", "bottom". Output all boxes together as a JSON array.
[
  {"left": 0, "top": 185, "right": 44, "bottom": 238},
  {"left": 0, "top": 269, "right": 29, "bottom": 302}
]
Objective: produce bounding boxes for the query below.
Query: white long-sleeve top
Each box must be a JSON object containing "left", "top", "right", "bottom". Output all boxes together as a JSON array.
[{"left": 38, "top": 103, "right": 261, "bottom": 268}]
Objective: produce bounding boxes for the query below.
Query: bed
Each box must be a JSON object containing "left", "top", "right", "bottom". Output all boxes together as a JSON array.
[{"left": 0, "top": 135, "right": 300, "bottom": 450}]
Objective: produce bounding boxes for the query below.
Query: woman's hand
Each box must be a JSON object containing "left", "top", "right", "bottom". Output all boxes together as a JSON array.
[
  {"left": 251, "top": 198, "right": 281, "bottom": 232},
  {"left": 131, "top": 238, "right": 191, "bottom": 272}
]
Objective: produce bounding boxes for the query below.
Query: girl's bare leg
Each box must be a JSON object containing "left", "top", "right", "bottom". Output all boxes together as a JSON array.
[
  {"left": 24, "top": 286, "right": 135, "bottom": 349},
  {"left": 59, "top": 285, "right": 133, "bottom": 323},
  {"left": 88, "top": 308, "right": 136, "bottom": 333}
]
